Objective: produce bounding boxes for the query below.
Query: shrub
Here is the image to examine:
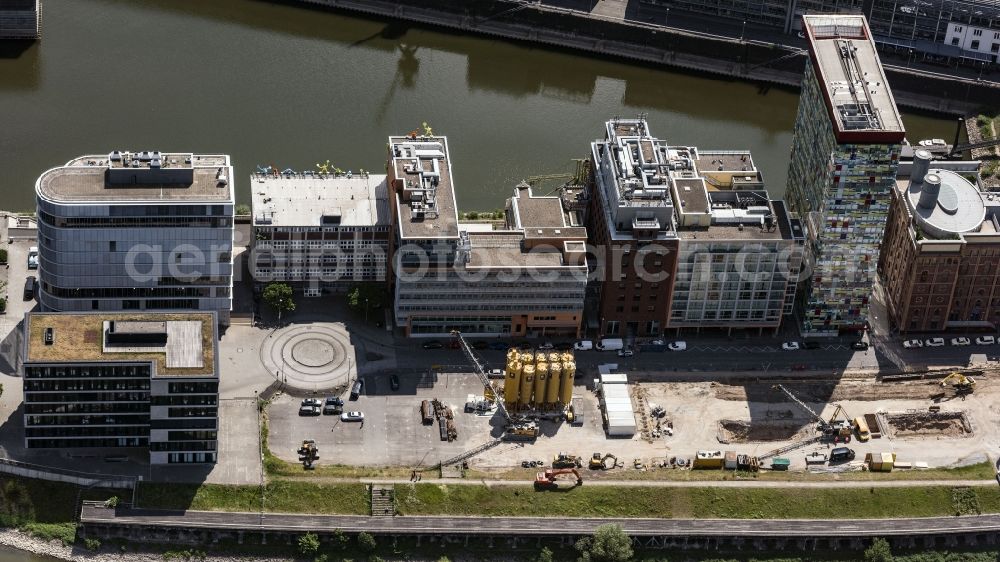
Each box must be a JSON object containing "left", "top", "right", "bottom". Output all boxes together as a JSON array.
[
  {"left": 298, "top": 532, "right": 321, "bottom": 556},
  {"left": 0, "top": 248, "right": 7, "bottom": 263},
  {"left": 84, "top": 538, "right": 101, "bottom": 551},
  {"left": 575, "top": 524, "right": 633, "bottom": 562},
  {"left": 314, "top": 555, "right": 328, "bottom": 562},
  {"left": 357, "top": 531, "right": 377, "bottom": 553},
  {"left": 332, "top": 529, "right": 349, "bottom": 550},
  {"left": 0, "top": 298, "right": 6, "bottom": 314},
  {"left": 537, "top": 547, "right": 554, "bottom": 562},
  {"left": 236, "top": 204, "right": 251, "bottom": 216},
  {"left": 863, "top": 537, "right": 893, "bottom": 562}
]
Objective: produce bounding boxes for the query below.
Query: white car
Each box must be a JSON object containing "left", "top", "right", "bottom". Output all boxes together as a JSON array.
[
  {"left": 903, "top": 339, "right": 923, "bottom": 349},
  {"left": 650, "top": 339, "right": 665, "bottom": 346},
  {"left": 925, "top": 338, "right": 946, "bottom": 347},
  {"left": 574, "top": 340, "right": 593, "bottom": 351},
  {"left": 617, "top": 348, "right": 634, "bottom": 357},
  {"left": 951, "top": 337, "right": 971, "bottom": 346},
  {"left": 918, "top": 138, "right": 947, "bottom": 147},
  {"left": 340, "top": 411, "right": 365, "bottom": 422},
  {"left": 668, "top": 341, "right": 687, "bottom": 351},
  {"left": 975, "top": 336, "right": 995, "bottom": 345},
  {"left": 781, "top": 342, "right": 800, "bottom": 351},
  {"left": 27, "top": 246, "right": 38, "bottom": 270}
]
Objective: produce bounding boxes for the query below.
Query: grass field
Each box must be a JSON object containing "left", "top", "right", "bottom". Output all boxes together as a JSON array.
[{"left": 137, "top": 481, "right": 368, "bottom": 515}]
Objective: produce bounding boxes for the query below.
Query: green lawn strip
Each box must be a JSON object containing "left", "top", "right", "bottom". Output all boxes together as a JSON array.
[
  {"left": 137, "top": 481, "right": 368, "bottom": 515},
  {"left": 0, "top": 476, "right": 121, "bottom": 545}
]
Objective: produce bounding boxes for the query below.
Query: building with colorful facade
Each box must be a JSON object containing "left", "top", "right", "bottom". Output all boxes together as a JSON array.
[{"left": 785, "top": 14, "right": 905, "bottom": 336}]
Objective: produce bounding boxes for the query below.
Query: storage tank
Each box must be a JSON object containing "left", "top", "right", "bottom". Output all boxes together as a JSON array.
[
  {"left": 561, "top": 352, "right": 574, "bottom": 364},
  {"left": 506, "top": 348, "right": 519, "bottom": 362},
  {"left": 560, "top": 361, "right": 576, "bottom": 404},
  {"left": 547, "top": 352, "right": 560, "bottom": 364},
  {"left": 520, "top": 351, "right": 534, "bottom": 365},
  {"left": 520, "top": 364, "right": 535, "bottom": 407},
  {"left": 546, "top": 362, "right": 562, "bottom": 404},
  {"left": 503, "top": 360, "right": 522, "bottom": 405},
  {"left": 534, "top": 363, "right": 549, "bottom": 407}
]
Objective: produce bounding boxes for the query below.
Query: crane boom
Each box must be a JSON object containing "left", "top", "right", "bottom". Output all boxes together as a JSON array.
[
  {"left": 451, "top": 331, "right": 515, "bottom": 423},
  {"left": 772, "top": 384, "right": 830, "bottom": 431}
]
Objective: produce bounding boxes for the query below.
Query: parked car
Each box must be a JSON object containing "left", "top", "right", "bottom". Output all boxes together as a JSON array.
[
  {"left": 27, "top": 246, "right": 38, "bottom": 270},
  {"left": 851, "top": 341, "right": 870, "bottom": 351},
  {"left": 298, "top": 404, "right": 321, "bottom": 416},
  {"left": 341, "top": 411, "right": 365, "bottom": 422},
  {"left": 422, "top": 340, "right": 444, "bottom": 350},
  {"left": 389, "top": 374, "right": 400, "bottom": 391},
  {"left": 976, "top": 336, "right": 996, "bottom": 345},
  {"left": 668, "top": 341, "right": 687, "bottom": 351},
  {"left": 903, "top": 339, "right": 923, "bottom": 348},
  {"left": 489, "top": 341, "right": 511, "bottom": 351},
  {"left": 471, "top": 341, "right": 489, "bottom": 350},
  {"left": 925, "top": 338, "right": 946, "bottom": 347},
  {"left": 951, "top": 337, "right": 971, "bottom": 346},
  {"left": 487, "top": 369, "right": 504, "bottom": 378},
  {"left": 804, "top": 451, "right": 828, "bottom": 464},
  {"left": 350, "top": 380, "right": 364, "bottom": 400},
  {"left": 555, "top": 342, "right": 574, "bottom": 351},
  {"left": 650, "top": 339, "right": 665, "bottom": 346},
  {"left": 617, "top": 348, "right": 634, "bottom": 357},
  {"left": 781, "top": 342, "right": 800, "bottom": 351},
  {"left": 537, "top": 342, "right": 555, "bottom": 350},
  {"left": 323, "top": 397, "right": 344, "bottom": 415},
  {"left": 829, "top": 447, "right": 856, "bottom": 462},
  {"left": 23, "top": 276, "right": 36, "bottom": 300},
  {"left": 574, "top": 340, "right": 594, "bottom": 351},
  {"left": 301, "top": 398, "right": 322, "bottom": 408}
]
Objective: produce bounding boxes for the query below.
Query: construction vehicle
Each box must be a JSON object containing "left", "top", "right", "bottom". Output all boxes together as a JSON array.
[
  {"left": 297, "top": 440, "right": 319, "bottom": 470},
  {"left": 772, "top": 384, "right": 852, "bottom": 441},
  {"left": 940, "top": 372, "right": 976, "bottom": 395},
  {"left": 589, "top": 452, "right": 618, "bottom": 470},
  {"left": 553, "top": 452, "right": 582, "bottom": 468},
  {"left": 534, "top": 468, "right": 583, "bottom": 489}
]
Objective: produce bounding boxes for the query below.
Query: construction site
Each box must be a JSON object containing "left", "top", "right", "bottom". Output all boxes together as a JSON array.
[{"left": 268, "top": 334, "right": 999, "bottom": 479}]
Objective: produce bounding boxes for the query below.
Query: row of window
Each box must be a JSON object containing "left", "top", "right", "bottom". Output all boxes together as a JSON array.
[
  {"left": 27, "top": 438, "right": 147, "bottom": 448},
  {"left": 25, "top": 365, "right": 151, "bottom": 379}
]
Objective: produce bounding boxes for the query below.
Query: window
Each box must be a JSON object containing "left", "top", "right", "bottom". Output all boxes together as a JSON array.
[
  {"left": 973, "top": 29, "right": 983, "bottom": 36},
  {"left": 952, "top": 37, "right": 960, "bottom": 46},
  {"left": 992, "top": 43, "right": 999, "bottom": 53},
  {"left": 606, "top": 321, "right": 620, "bottom": 335},
  {"left": 972, "top": 40, "right": 980, "bottom": 50}
]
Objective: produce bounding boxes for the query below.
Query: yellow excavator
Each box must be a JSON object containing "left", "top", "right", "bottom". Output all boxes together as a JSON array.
[
  {"left": 589, "top": 452, "right": 618, "bottom": 470},
  {"left": 941, "top": 372, "right": 976, "bottom": 395}
]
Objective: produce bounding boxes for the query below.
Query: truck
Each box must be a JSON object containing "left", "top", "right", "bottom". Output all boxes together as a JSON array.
[{"left": 596, "top": 338, "right": 624, "bottom": 352}]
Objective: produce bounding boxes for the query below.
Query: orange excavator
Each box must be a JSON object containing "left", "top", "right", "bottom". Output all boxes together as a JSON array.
[{"left": 534, "top": 468, "right": 583, "bottom": 490}]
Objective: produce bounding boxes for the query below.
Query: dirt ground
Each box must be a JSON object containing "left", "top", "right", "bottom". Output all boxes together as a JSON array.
[{"left": 886, "top": 411, "right": 973, "bottom": 439}]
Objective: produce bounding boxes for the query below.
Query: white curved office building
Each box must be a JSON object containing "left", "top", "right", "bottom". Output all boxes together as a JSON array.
[{"left": 35, "top": 151, "right": 235, "bottom": 325}]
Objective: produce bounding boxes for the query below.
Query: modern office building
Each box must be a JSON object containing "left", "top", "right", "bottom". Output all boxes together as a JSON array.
[
  {"left": 879, "top": 151, "right": 1000, "bottom": 333},
  {"left": 387, "top": 134, "right": 588, "bottom": 337},
  {"left": 641, "top": 0, "right": 861, "bottom": 34},
  {"left": 785, "top": 15, "right": 905, "bottom": 336},
  {"left": 251, "top": 171, "right": 390, "bottom": 295},
  {"left": 22, "top": 311, "right": 219, "bottom": 464},
  {"left": 0, "top": 0, "right": 40, "bottom": 39},
  {"left": 35, "top": 151, "right": 235, "bottom": 325},
  {"left": 588, "top": 118, "right": 803, "bottom": 338}
]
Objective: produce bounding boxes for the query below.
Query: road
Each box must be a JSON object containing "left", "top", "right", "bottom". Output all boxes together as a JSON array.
[{"left": 79, "top": 504, "right": 1000, "bottom": 538}]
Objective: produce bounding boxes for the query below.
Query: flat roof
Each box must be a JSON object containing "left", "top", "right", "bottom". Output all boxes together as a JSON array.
[
  {"left": 24, "top": 312, "right": 217, "bottom": 377},
  {"left": 37, "top": 153, "right": 233, "bottom": 204},
  {"left": 251, "top": 173, "right": 390, "bottom": 227},
  {"left": 389, "top": 136, "right": 459, "bottom": 239},
  {"left": 900, "top": 169, "right": 987, "bottom": 237},
  {"left": 510, "top": 184, "right": 588, "bottom": 240},
  {"left": 804, "top": 15, "right": 905, "bottom": 140}
]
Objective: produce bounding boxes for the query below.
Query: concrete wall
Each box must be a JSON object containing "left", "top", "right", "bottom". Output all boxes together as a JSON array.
[{"left": 0, "top": 458, "right": 135, "bottom": 489}]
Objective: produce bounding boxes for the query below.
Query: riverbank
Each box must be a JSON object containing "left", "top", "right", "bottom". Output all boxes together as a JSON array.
[{"left": 288, "top": 0, "right": 998, "bottom": 115}]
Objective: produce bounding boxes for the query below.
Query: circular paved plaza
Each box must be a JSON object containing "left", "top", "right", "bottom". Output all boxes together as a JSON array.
[{"left": 259, "top": 324, "right": 357, "bottom": 391}]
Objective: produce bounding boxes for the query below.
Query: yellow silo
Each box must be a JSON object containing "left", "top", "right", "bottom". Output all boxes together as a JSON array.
[
  {"left": 547, "top": 352, "right": 560, "bottom": 364},
  {"left": 506, "top": 348, "right": 519, "bottom": 362},
  {"left": 560, "top": 361, "right": 575, "bottom": 404},
  {"left": 519, "top": 351, "right": 534, "bottom": 365},
  {"left": 534, "top": 362, "right": 549, "bottom": 407},
  {"left": 503, "top": 360, "right": 522, "bottom": 405},
  {"left": 561, "top": 351, "right": 574, "bottom": 364},
  {"left": 546, "top": 362, "right": 562, "bottom": 405},
  {"left": 520, "top": 364, "right": 535, "bottom": 407}
]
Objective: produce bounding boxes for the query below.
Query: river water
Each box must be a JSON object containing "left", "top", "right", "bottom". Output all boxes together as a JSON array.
[
  {"left": 0, "top": 0, "right": 955, "bottom": 213},
  {"left": 0, "top": 546, "right": 54, "bottom": 562}
]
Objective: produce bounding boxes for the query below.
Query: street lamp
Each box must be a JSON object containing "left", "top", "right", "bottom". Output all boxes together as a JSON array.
[
  {"left": 740, "top": 20, "right": 746, "bottom": 42},
  {"left": 364, "top": 298, "right": 369, "bottom": 323},
  {"left": 664, "top": 7, "right": 669, "bottom": 28},
  {"left": 907, "top": 49, "right": 913, "bottom": 68}
]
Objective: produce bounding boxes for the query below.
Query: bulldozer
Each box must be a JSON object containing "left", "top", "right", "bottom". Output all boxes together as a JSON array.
[
  {"left": 534, "top": 468, "right": 583, "bottom": 489},
  {"left": 941, "top": 372, "right": 976, "bottom": 395},
  {"left": 553, "top": 452, "right": 582, "bottom": 468},
  {"left": 589, "top": 452, "right": 618, "bottom": 470}
]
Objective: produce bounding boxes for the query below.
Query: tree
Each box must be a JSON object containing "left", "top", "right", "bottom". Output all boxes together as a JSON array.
[
  {"left": 263, "top": 282, "right": 295, "bottom": 322},
  {"left": 356, "top": 531, "right": 377, "bottom": 554},
  {"left": 297, "top": 532, "right": 320, "bottom": 556},
  {"left": 346, "top": 284, "right": 386, "bottom": 319},
  {"left": 536, "top": 547, "right": 554, "bottom": 562},
  {"left": 0, "top": 247, "right": 8, "bottom": 263},
  {"left": 236, "top": 204, "right": 251, "bottom": 216},
  {"left": 863, "top": 538, "right": 893, "bottom": 562},
  {"left": 575, "top": 524, "right": 633, "bottom": 562},
  {"left": 331, "top": 529, "right": 349, "bottom": 550}
]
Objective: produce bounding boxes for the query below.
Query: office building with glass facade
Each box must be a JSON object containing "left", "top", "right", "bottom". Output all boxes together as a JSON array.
[{"left": 786, "top": 15, "right": 905, "bottom": 336}]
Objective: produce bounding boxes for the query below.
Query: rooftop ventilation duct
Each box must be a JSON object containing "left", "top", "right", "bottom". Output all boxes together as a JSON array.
[
  {"left": 917, "top": 172, "right": 941, "bottom": 210},
  {"left": 912, "top": 149, "right": 932, "bottom": 184}
]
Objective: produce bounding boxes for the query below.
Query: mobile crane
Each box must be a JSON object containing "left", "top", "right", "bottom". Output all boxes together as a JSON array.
[{"left": 772, "top": 384, "right": 852, "bottom": 441}]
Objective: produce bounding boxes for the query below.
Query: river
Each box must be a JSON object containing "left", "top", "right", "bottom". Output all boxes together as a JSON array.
[
  {"left": 0, "top": 545, "right": 55, "bottom": 562},
  {"left": 0, "top": 0, "right": 956, "bottom": 213}
]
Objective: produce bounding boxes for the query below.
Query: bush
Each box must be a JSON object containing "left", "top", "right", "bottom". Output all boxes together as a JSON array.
[
  {"left": 298, "top": 532, "right": 321, "bottom": 556},
  {"left": 357, "top": 531, "right": 377, "bottom": 553},
  {"left": 332, "top": 528, "right": 349, "bottom": 550},
  {"left": 864, "top": 537, "right": 893, "bottom": 562},
  {"left": 537, "top": 547, "right": 554, "bottom": 562},
  {"left": 0, "top": 248, "right": 7, "bottom": 263},
  {"left": 0, "top": 297, "right": 6, "bottom": 314},
  {"left": 84, "top": 538, "right": 101, "bottom": 552},
  {"left": 236, "top": 204, "right": 251, "bottom": 216},
  {"left": 314, "top": 555, "right": 328, "bottom": 562},
  {"left": 575, "top": 524, "right": 633, "bottom": 562}
]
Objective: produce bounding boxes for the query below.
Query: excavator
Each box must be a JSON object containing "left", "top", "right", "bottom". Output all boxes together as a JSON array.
[
  {"left": 534, "top": 468, "right": 583, "bottom": 489},
  {"left": 553, "top": 452, "right": 583, "bottom": 468},
  {"left": 297, "top": 440, "right": 319, "bottom": 470},
  {"left": 940, "top": 372, "right": 976, "bottom": 396},
  {"left": 589, "top": 452, "right": 618, "bottom": 470}
]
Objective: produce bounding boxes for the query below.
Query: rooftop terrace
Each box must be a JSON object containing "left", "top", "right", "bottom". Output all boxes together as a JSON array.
[
  {"left": 24, "top": 312, "right": 217, "bottom": 377},
  {"left": 37, "top": 152, "right": 233, "bottom": 204},
  {"left": 388, "top": 136, "right": 459, "bottom": 239}
]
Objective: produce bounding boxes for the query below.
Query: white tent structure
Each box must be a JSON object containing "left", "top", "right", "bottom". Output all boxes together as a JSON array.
[{"left": 598, "top": 371, "right": 636, "bottom": 437}]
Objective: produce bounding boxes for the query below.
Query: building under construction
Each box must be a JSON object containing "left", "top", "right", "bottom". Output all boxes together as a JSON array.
[{"left": 502, "top": 349, "right": 577, "bottom": 412}]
